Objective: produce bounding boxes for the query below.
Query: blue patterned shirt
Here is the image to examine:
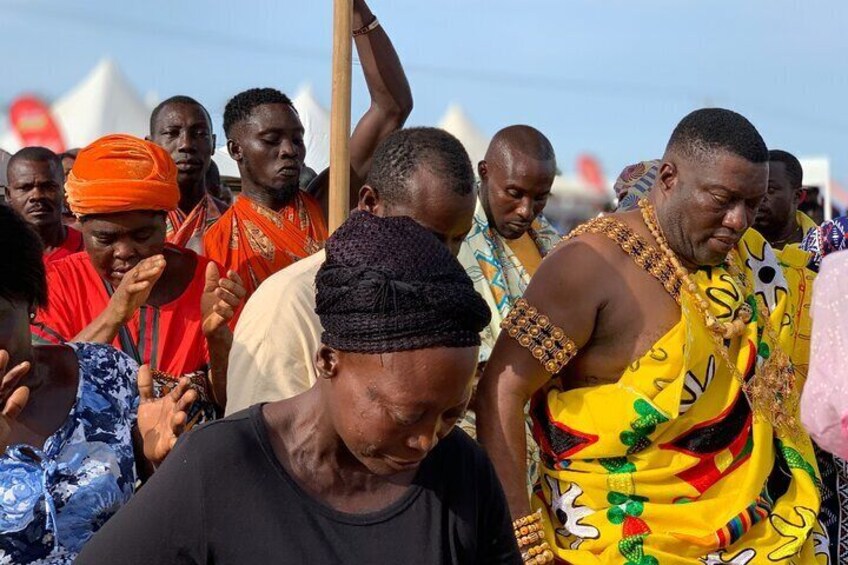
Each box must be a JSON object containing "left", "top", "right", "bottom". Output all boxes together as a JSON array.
[{"left": 0, "top": 343, "right": 139, "bottom": 564}]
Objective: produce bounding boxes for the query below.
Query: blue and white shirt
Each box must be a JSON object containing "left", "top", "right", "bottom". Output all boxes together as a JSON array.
[{"left": 0, "top": 343, "right": 138, "bottom": 564}]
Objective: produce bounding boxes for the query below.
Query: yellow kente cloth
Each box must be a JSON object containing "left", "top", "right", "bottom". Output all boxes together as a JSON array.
[
  {"left": 506, "top": 233, "right": 544, "bottom": 277},
  {"left": 773, "top": 239, "right": 815, "bottom": 382},
  {"left": 531, "top": 229, "right": 826, "bottom": 564}
]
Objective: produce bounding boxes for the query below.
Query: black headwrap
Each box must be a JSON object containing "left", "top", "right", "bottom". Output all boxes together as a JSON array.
[{"left": 315, "top": 211, "right": 491, "bottom": 353}]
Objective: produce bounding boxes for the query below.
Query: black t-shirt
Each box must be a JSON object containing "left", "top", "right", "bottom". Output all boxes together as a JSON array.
[{"left": 77, "top": 404, "right": 521, "bottom": 565}]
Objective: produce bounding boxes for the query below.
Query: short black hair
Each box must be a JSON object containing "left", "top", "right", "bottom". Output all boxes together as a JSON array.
[
  {"left": 223, "top": 88, "right": 295, "bottom": 137},
  {"left": 150, "top": 95, "right": 213, "bottom": 135},
  {"left": 366, "top": 127, "right": 474, "bottom": 205},
  {"left": 666, "top": 108, "right": 768, "bottom": 164},
  {"left": 768, "top": 149, "right": 803, "bottom": 189},
  {"left": 59, "top": 148, "right": 80, "bottom": 160},
  {"left": 0, "top": 206, "right": 47, "bottom": 308},
  {"left": 8, "top": 146, "right": 63, "bottom": 178}
]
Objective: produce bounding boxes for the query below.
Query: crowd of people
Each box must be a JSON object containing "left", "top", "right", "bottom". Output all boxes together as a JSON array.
[{"left": 2, "top": 2, "right": 848, "bottom": 564}]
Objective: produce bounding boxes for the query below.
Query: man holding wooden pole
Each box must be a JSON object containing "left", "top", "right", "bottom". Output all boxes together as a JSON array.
[{"left": 203, "top": 0, "right": 412, "bottom": 298}]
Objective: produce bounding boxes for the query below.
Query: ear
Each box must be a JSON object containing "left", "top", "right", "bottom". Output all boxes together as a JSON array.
[
  {"left": 795, "top": 187, "right": 806, "bottom": 206},
  {"left": 212, "top": 133, "right": 218, "bottom": 152},
  {"left": 357, "top": 184, "right": 380, "bottom": 213},
  {"left": 477, "top": 160, "right": 488, "bottom": 180},
  {"left": 3, "top": 186, "right": 9, "bottom": 201},
  {"left": 315, "top": 346, "right": 340, "bottom": 380},
  {"left": 657, "top": 161, "right": 677, "bottom": 193},
  {"left": 227, "top": 138, "right": 242, "bottom": 163}
]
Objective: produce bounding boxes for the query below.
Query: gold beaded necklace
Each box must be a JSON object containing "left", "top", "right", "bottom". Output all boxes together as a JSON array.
[{"left": 637, "top": 200, "right": 800, "bottom": 437}]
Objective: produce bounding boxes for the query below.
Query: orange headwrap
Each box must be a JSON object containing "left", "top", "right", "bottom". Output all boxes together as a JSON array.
[{"left": 66, "top": 134, "right": 179, "bottom": 216}]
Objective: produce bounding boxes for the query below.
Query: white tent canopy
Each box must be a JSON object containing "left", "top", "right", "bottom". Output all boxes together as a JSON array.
[
  {"left": 212, "top": 83, "right": 331, "bottom": 179},
  {"left": 437, "top": 104, "right": 489, "bottom": 169},
  {"left": 0, "top": 58, "right": 151, "bottom": 152}
]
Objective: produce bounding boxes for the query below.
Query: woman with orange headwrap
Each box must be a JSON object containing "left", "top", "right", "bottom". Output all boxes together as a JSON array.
[{"left": 31, "top": 135, "right": 246, "bottom": 420}]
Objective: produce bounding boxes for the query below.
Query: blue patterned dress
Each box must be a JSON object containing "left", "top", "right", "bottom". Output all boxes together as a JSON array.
[{"left": 0, "top": 343, "right": 139, "bottom": 564}]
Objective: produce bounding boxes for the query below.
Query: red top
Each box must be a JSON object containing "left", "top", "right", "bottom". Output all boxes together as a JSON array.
[
  {"left": 32, "top": 244, "right": 213, "bottom": 379},
  {"left": 43, "top": 226, "right": 84, "bottom": 264}
]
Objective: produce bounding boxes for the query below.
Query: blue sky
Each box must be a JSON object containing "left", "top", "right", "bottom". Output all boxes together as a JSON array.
[{"left": 1, "top": 0, "right": 846, "bottom": 180}]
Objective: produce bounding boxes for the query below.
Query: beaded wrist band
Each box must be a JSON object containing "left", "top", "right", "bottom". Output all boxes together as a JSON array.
[
  {"left": 511, "top": 510, "right": 554, "bottom": 564},
  {"left": 501, "top": 299, "right": 578, "bottom": 374}
]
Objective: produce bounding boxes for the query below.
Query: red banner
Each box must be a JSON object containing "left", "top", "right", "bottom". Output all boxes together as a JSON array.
[
  {"left": 576, "top": 154, "right": 606, "bottom": 195},
  {"left": 8, "top": 95, "right": 65, "bottom": 153}
]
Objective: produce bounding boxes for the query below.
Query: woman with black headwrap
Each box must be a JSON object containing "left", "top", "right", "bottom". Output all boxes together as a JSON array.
[{"left": 78, "top": 211, "right": 522, "bottom": 565}]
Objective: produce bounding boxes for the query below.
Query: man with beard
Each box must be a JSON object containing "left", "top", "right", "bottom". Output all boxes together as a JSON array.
[
  {"left": 5, "top": 147, "right": 84, "bottom": 263},
  {"left": 203, "top": 0, "right": 412, "bottom": 297}
]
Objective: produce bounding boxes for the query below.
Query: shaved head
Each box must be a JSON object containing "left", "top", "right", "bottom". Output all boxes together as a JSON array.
[
  {"left": 485, "top": 125, "right": 556, "bottom": 165},
  {"left": 478, "top": 125, "right": 556, "bottom": 239}
]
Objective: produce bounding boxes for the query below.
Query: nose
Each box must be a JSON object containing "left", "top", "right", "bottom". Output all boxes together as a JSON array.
[
  {"left": 723, "top": 201, "right": 748, "bottom": 233},
  {"left": 177, "top": 130, "right": 194, "bottom": 152},
  {"left": 515, "top": 197, "right": 534, "bottom": 222},
  {"left": 112, "top": 241, "right": 136, "bottom": 261},
  {"left": 406, "top": 426, "right": 440, "bottom": 455},
  {"left": 278, "top": 138, "right": 297, "bottom": 158}
]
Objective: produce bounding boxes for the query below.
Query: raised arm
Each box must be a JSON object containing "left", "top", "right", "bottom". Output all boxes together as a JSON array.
[
  {"left": 74, "top": 255, "right": 166, "bottom": 344},
  {"left": 310, "top": 0, "right": 413, "bottom": 214},
  {"left": 475, "top": 239, "right": 605, "bottom": 519}
]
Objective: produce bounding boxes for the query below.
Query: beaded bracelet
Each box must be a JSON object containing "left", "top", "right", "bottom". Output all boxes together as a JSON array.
[
  {"left": 501, "top": 299, "right": 578, "bottom": 374},
  {"left": 512, "top": 510, "right": 555, "bottom": 564}
]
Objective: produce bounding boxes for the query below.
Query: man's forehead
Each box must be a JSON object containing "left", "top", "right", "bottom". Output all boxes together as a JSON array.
[
  {"left": 8, "top": 159, "right": 62, "bottom": 181},
  {"left": 682, "top": 151, "right": 766, "bottom": 184},
  {"left": 242, "top": 103, "right": 303, "bottom": 131},
  {"left": 156, "top": 103, "right": 211, "bottom": 128}
]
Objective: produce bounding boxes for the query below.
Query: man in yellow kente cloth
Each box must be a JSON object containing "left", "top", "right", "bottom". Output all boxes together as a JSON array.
[{"left": 478, "top": 108, "right": 827, "bottom": 565}]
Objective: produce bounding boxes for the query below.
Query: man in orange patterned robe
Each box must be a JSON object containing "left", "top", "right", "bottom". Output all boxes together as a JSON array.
[
  {"left": 148, "top": 96, "right": 227, "bottom": 254},
  {"left": 204, "top": 0, "right": 412, "bottom": 297}
]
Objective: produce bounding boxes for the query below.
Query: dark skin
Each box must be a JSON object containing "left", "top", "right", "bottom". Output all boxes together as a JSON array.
[
  {"left": 0, "top": 298, "right": 197, "bottom": 468},
  {"left": 262, "top": 345, "right": 476, "bottom": 513},
  {"left": 360, "top": 165, "right": 476, "bottom": 257},
  {"left": 477, "top": 149, "right": 768, "bottom": 518},
  {"left": 5, "top": 158, "right": 67, "bottom": 251},
  {"left": 753, "top": 161, "right": 804, "bottom": 249},
  {"left": 229, "top": 0, "right": 412, "bottom": 216},
  {"left": 73, "top": 211, "right": 246, "bottom": 407},
  {"left": 148, "top": 103, "right": 217, "bottom": 215},
  {"left": 478, "top": 131, "right": 556, "bottom": 240}
]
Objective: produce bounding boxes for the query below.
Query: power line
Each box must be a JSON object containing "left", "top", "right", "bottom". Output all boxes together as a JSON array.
[{"left": 2, "top": 1, "right": 847, "bottom": 134}]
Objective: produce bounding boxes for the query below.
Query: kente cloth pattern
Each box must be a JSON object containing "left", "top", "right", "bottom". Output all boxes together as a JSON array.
[
  {"left": 44, "top": 227, "right": 84, "bottom": 265},
  {"left": 203, "top": 193, "right": 327, "bottom": 298},
  {"left": 801, "top": 215, "right": 848, "bottom": 272},
  {"left": 613, "top": 160, "right": 660, "bottom": 213},
  {"left": 771, "top": 232, "right": 816, "bottom": 383},
  {"left": 530, "top": 226, "right": 826, "bottom": 564},
  {"left": 65, "top": 134, "right": 179, "bottom": 216},
  {"left": 31, "top": 246, "right": 217, "bottom": 422},
  {"left": 0, "top": 343, "right": 138, "bottom": 564},
  {"left": 458, "top": 198, "right": 561, "bottom": 363},
  {"left": 165, "top": 193, "right": 223, "bottom": 254}
]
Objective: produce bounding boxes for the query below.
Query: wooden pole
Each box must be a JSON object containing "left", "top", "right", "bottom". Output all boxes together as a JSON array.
[{"left": 329, "top": 0, "right": 353, "bottom": 233}]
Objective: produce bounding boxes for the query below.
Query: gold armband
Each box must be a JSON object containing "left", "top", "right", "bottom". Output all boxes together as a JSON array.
[{"left": 500, "top": 299, "right": 578, "bottom": 374}]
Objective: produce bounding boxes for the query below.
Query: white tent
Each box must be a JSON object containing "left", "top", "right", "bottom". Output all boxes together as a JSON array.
[
  {"left": 0, "top": 58, "right": 151, "bottom": 152},
  {"left": 213, "top": 83, "right": 331, "bottom": 179},
  {"left": 438, "top": 104, "right": 490, "bottom": 168}
]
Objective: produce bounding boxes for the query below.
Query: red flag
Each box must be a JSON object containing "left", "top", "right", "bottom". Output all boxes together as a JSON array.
[
  {"left": 9, "top": 95, "right": 65, "bottom": 153},
  {"left": 576, "top": 154, "right": 606, "bottom": 195}
]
